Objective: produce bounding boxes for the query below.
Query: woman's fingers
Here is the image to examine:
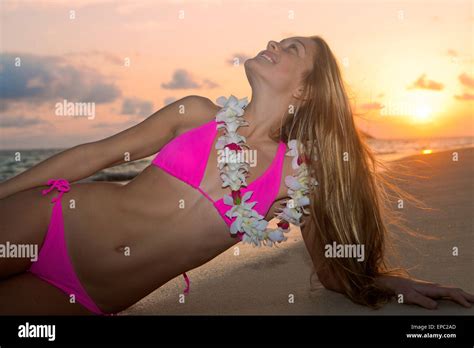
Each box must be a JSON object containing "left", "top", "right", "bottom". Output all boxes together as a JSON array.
[
  {"left": 461, "top": 290, "right": 474, "bottom": 303},
  {"left": 448, "top": 289, "right": 472, "bottom": 308},
  {"left": 406, "top": 291, "right": 438, "bottom": 309},
  {"left": 416, "top": 285, "right": 472, "bottom": 308},
  {"left": 442, "top": 289, "right": 472, "bottom": 308}
]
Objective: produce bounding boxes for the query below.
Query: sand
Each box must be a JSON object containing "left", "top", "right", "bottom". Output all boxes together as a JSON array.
[{"left": 122, "top": 147, "right": 473, "bottom": 315}]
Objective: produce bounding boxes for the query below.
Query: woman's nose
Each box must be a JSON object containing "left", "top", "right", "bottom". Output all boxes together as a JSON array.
[{"left": 267, "top": 41, "right": 279, "bottom": 52}]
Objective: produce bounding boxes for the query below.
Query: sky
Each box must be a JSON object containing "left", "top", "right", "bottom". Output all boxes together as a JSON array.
[{"left": 0, "top": 0, "right": 473, "bottom": 149}]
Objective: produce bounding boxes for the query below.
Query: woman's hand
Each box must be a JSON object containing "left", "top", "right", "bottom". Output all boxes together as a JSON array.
[{"left": 377, "top": 275, "right": 474, "bottom": 309}]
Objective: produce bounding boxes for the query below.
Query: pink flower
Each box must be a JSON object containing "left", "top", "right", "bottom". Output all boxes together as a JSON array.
[
  {"left": 297, "top": 154, "right": 308, "bottom": 166},
  {"left": 231, "top": 190, "right": 242, "bottom": 204},
  {"left": 225, "top": 142, "right": 242, "bottom": 151},
  {"left": 277, "top": 220, "right": 290, "bottom": 230}
]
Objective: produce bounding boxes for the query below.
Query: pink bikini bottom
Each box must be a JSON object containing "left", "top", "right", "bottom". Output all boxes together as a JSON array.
[
  {"left": 28, "top": 178, "right": 190, "bottom": 315},
  {"left": 28, "top": 178, "right": 113, "bottom": 315}
]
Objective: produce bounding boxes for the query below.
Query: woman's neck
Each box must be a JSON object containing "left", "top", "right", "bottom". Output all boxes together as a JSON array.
[{"left": 240, "top": 92, "right": 291, "bottom": 142}]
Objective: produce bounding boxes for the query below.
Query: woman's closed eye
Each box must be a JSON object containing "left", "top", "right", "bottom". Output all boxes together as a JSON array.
[{"left": 288, "top": 44, "right": 299, "bottom": 55}]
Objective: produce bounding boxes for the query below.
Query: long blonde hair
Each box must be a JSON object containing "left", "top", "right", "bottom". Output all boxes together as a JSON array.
[{"left": 271, "top": 35, "right": 426, "bottom": 308}]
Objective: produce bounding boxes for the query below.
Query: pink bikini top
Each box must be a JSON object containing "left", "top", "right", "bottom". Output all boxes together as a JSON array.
[
  {"left": 151, "top": 118, "right": 285, "bottom": 294},
  {"left": 151, "top": 118, "right": 286, "bottom": 228}
]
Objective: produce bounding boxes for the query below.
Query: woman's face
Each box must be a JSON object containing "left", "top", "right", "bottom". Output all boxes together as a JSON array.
[{"left": 245, "top": 36, "right": 315, "bottom": 95}]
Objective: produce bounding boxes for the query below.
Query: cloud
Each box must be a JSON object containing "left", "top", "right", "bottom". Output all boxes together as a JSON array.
[
  {"left": 226, "top": 53, "right": 251, "bottom": 66},
  {"left": 407, "top": 74, "right": 444, "bottom": 91},
  {"left": 83, "top": 83, "right": 120, "bottom": 103},
  {"left": 121, "top": 97, "right": 154, "bottom": 116},
  {"left": 161, "top": 69, "right": 218, "bottom": 89},
  {"left": 0, "top": 115, "right": 50, "bottom": 128},
  {"left": 161, "top": 69, "right": 200, "bottom": 89},
  {"left": 458, "top": 73, "right": 474, "bottom": 89},
  {"left": 0, "top": 53, "right": 121, "bottom": 105},
  {"left": 454, "top": 93, "right": 474, "bottom": 101}
]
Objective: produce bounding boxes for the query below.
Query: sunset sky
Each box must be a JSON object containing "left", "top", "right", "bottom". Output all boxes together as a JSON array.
[{"left": 0, "top": 0, "right": 472, "bottom": 149}]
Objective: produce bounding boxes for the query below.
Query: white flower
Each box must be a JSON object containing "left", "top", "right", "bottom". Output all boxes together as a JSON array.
[
  {"left": 242, "top": 217, "right": 268, "bottom": 236},
  {"left": 242, "top": 233, "right": 262, "bottom": 247},
  {"left": 290, "top": 192, "right": 311, "bottom": 208},
  {"left": 232, "top": 216, "right": 268, "bottom": 247},
  {"left": 216, "top": 95, "right": 248, "bottom": 111},
  {"left": 285, "top": 175, "right": 306, "bottom": 191},
  {"left": 219, "top": 153, "right": 249, "bottom": 190},
  {"left": 217, "top": 153, "right": 248, "bottom": 173},
  {"left": 223, "top": 191, "right": 269, "bottom": 243},
  {"left": 279, "top": 206, "right": 303, "bottom": 226},
  {"left": 215, "top": 133, "right": 247, "bottom": 150},
  {"left": 224, "top": 191, "right": 260, "bottom": 219},
  {"left": 220, "top": 169, "right": 247, "bottom": 191},
  {"left": 222, "top": 118, "right": 248, "bottom": 134},
  {"left": 285, "top": 174, "right": 311, "bottom": 201},
  {"left": 240, "top": 217, "right": 269, "bottom": 247},
  {"left": 215, "top": 95, "right": 248, "bottom": 126},
  {"left": 287, "top": 139, "right": 301, "bottom": 169},
  {"left": 267, "top": 228, "right": 287, "bottom": 243}
]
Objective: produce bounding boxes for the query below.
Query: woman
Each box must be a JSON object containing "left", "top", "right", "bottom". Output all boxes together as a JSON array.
[{"left": 0, "top": 35, "right": 472, "bottom": 315}]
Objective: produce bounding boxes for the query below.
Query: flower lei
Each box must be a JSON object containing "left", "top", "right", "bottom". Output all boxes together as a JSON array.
[{"left": 215, "top": 95, "right": 318, "bottom": 247}]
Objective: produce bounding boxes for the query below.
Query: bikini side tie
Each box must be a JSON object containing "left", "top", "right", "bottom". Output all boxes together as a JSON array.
[{"left": 41, "top": 178, "right": 71, "bottom": 203}]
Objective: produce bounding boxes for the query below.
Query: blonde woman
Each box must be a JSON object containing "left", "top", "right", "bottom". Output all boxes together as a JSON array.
[{"left": 1, "top": 36, "right": 473, "bottom": 314}]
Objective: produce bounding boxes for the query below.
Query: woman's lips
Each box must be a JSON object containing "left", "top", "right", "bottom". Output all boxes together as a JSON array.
[{"left": 258, "top": 50, "right": 277, "bottom": 64}]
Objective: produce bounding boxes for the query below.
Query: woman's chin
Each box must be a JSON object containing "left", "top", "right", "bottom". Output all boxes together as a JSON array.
[{"left": 245, "top": 58, "right": 273, "bottom": 76}]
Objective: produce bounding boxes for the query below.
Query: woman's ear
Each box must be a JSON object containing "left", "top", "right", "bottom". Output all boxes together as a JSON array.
[
  {"left": 293, "top": 86, "right": 305, "bottom": 100},
  {"left": 293, "top": 85, "right": 311, "bottom": 103}
]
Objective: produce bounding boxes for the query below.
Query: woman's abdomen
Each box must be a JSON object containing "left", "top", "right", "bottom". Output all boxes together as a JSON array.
[{"left": 64, "top": 167, "right": 239, "bottom": 312}]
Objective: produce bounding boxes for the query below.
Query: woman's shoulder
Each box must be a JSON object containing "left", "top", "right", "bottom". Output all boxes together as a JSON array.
[
  {"left": 174, "top": 95, "right": 221, "bottom": 134},
  {"left": 182, "top": 95, "right": 219, "bottom": 112}
]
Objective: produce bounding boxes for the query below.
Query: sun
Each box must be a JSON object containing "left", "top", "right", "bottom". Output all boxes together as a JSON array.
[
  {"left": 411, "top": 104, "right": 432, "bottom": 123},
  {"left": 401, "top": 90, "right": 445, "bottom": 124}
]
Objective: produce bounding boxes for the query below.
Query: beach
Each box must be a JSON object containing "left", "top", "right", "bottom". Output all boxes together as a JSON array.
[{"left": 122, "top": 147, "right": 473, "bottom": 315}]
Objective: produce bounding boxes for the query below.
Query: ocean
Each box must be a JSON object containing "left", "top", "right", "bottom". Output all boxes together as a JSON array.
[{"left": 0, "top": 136, "right": 472, "bottom": 183}]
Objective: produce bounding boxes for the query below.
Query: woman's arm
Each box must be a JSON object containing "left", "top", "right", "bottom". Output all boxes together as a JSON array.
[
  {"left": 299, "top": 217, "right": 474, "bottom": 308},
  {"left": 0, "top": 95, "right": 214, "bottom": 199},
  {"left": 299, "top": 215, "right": 345, "bottom": 293}
]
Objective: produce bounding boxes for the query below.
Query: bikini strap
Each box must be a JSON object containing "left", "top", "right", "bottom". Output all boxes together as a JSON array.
[
  {"left": 275, "top": 141, "right": 287, "bottom": 169},
  {"left": 182, "top": 272, "right": 190, "bottom": 294}
]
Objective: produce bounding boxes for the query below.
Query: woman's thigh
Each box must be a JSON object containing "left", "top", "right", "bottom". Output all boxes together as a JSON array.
[
  {"left": 0, "top": 272, "right": 93, "bottom": 315},
  {"left": 0, "top": 186, "right": 53, "bottom": 278}
]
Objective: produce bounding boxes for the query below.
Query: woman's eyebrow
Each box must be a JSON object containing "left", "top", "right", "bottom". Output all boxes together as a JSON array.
[
  {"left": 281, "top": 38, "right": 306, "bottom": 54},
  {"left": 293, "top": 39, "right": 307, "bottom": 54}
]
